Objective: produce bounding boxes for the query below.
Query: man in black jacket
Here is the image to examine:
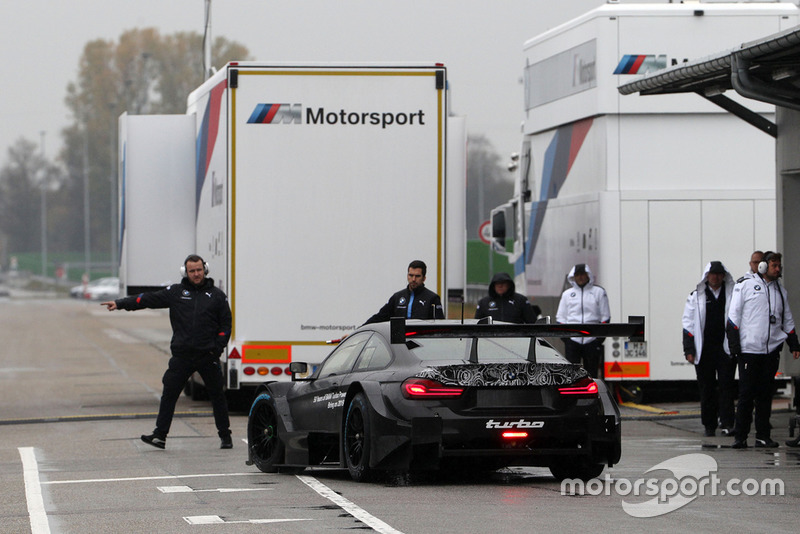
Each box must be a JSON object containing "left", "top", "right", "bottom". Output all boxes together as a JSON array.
[
  {"left": 365, "top": 260, "right": 444, "bottom": 324},
  {"left": 101, "top": 254, "right": 233, "bottom": 450},
  {"left": 475, "top": 272, "right": 540, "bottom": 324}
]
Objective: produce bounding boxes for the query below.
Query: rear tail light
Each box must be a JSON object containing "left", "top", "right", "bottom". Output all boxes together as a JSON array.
[
  {"left": 502, "top": 431, "right": 529, "bottom": 439},
  {"left": 402, "top": 378, "right": 464, "bottom": 399},
  {"left": 557, "top": 377, "right": 599, "bottom": 398}
]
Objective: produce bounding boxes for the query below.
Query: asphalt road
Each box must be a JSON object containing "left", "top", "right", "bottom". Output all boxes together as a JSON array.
[{"left": 1, "top": 294, "right": 799, "bottom": 533}]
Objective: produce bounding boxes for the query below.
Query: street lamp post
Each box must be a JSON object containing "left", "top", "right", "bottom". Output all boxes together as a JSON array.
[{"left": 40, "top": 130, "right": 47, "bottom": 278}]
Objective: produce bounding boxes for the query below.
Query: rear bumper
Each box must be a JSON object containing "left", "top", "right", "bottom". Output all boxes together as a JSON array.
[{"left": 369, "top": 405, "right": 621, "bottom": 471}]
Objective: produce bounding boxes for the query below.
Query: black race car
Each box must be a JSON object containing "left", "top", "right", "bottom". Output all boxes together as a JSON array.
[{"left": 246, "top": 316, "right": 644, "bottom": 482}]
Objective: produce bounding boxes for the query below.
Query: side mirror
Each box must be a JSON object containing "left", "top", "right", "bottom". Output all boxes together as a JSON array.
[
  {"left": 289, "top": 361, "right": 311, "bottom": 381},
  {"left": 491, "top": 209, "right": 507, "bottom": 251}
]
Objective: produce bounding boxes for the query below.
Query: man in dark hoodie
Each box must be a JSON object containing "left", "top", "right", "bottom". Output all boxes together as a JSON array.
[
  {"left": 101, "top": 254, "right": 233, "bottom": 450},
  {"left": 475, "top": 272, "right": 540, "bottom": 324}
]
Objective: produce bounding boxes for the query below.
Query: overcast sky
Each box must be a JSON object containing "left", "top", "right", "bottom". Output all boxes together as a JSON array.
[{"left": 0, "top": 0, "right": 630, "bottom": 167}]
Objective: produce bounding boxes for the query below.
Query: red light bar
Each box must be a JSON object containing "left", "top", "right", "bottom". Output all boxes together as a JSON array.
[
  {"left": 502, "top": 431, "right": 528, "bottom": 439},
  {"left": 558, "top": 377, "right": 598, "bottom": 396},
  {"left": 402, "top": 378, "right": 464, "bottom": 399}
]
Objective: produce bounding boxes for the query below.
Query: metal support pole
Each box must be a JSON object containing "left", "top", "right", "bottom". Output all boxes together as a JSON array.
[{"left": 40, "top": 131, "right": 47, "bottom": 278}]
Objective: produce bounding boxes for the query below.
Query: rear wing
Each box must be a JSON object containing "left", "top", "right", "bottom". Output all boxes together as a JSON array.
[{"left": 389, "top": 316, "right": 645, "bottom": 345}]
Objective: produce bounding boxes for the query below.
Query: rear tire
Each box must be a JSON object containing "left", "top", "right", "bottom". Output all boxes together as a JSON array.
[
  {"left": 549, "top": 458, "right": 605, "bottom": 482},
  {"left": 344, "top": 393, "right": 373, "bottom": 482},
  {"left": 248, "top": 394, "right": 284, "bottom": 473}
]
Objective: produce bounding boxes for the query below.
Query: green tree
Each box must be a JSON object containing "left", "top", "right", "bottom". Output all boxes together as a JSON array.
[
  {"left": 0, "top": 139, "right": 57, "bottom": 253},
  {"left": 466, "top": 135, "right": 514, "bottom": 239},
  {"left": 55, "top": 29, "right": 250, "bottom": 257}
]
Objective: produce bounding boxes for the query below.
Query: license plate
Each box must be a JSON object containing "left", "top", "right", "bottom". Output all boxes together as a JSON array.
[{"left": 477, "top": 389, "right": 542, "bottom": 407}]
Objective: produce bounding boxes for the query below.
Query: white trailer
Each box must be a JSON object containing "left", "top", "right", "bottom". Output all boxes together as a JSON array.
[
  {"left": 119, "top": 62, "right": 460, "bottom": 403},
  {"left": 490, "top": 2, "right": 799, "bottom": 397}
]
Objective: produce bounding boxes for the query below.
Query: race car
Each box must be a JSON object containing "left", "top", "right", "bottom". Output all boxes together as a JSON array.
[{"left": 246, "top": 316, "right": 644, "bottom": 482}]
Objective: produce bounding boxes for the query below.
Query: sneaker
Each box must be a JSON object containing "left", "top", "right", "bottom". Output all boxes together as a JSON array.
[
  {"left": 720, "top": 427, "right": 735, "bottom": 437},
  {"left": 731, "top": 440, "right": 748, "bottom": 449},
  {"left": 755, "top": 438, "right": 779, "bottom": 448},
  {"left": 704, "top": 428, "right": 715, "bottom": 437},
  {"left": 785, "top": 436, "right": 800, "bottom": 448},
  {"left": 220, "top": 436, "right": 233, "bottom": 449},
  {"left": 141, "top": 433, "right": 166, "bottom": 449}
]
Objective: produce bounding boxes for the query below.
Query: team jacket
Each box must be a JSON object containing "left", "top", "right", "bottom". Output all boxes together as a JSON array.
[
  {"left": 556, "top": 264, "right": 610, "bottom": 344},
  {"left": 364, "top": 284, "right": 444, "bottom": 324},
  {"left": 115, "top": 277, "right": 232, "bottom": 358},
  {"left": 681, "top": 262, "right": 734, "bottom": 364},
  {"left": 726, "top": 275, "right": 799, "bottom": 355},
  {"left": 475, "top": 272, "right": 540, "bottom": 323}
]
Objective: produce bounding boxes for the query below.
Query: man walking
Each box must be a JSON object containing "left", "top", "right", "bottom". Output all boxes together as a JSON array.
[
  {"left": 727, "top": 251, "right": 800, "bottom": 448},
  {"left": 102, "top": 254, "right": 233, "bottom": 450},
  {"left": 682, "top": 261, "right": 736, "bottom": 437}
]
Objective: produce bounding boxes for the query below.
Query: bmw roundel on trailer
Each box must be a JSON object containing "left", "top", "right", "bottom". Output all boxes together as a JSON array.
[{"left": 246, "top": 315, "right": 644, "bottom": 482}]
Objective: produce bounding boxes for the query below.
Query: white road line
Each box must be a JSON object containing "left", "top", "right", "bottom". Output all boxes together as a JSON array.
[
  {"left": 103, "top": 328, "right": 142, "bottom": 344},
  {"left": 19, "top": 447, "right": 51, "bottom": 534},
  {"left": 297, "top": 475, "right": 404, "bottom": 534},
  {"left": 42, "top": 472, "right": 257, "bottom": 485},
  {"left": 158, "top": 485, "right": 273, "bottom": 493},
  {"left": 184, "top": 515, "right": 312, "bottom": 525}
]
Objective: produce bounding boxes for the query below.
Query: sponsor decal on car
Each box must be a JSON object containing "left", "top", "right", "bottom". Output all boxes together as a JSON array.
[{"left": 313, "top": 391, "right": 346, "bottom": 409}]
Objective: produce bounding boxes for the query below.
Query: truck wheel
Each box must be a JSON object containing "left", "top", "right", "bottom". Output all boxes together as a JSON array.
[
  {"left": 247, "top": 394, "right": 284, "bottom": 473},
  {"left": 184, "top": 374, "right": 207, "bottom": 401},
  {"left": 618, "top": 383, "right": 644, "bottom": 404},
  {"left": 549, "top": 458, "right": 605, "bottom": 482},
  {"left": 344, "top": 393, "right": 373, "bottom": 482}
]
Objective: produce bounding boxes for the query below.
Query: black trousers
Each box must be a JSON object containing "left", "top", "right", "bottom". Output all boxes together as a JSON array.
[
  {"left": 154, "top": 355, "right": 230, "bottom": 439},
  {"left": 734, "top": 351, "right": 780, "bottom": 442},
  {"left": 564, "top": 339, "right": 604, "bottom": 378},
  {"left": 694, "top": 347, "right": 736, "bottom": 430}
]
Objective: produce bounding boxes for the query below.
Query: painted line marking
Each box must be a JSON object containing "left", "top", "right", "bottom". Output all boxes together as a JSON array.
[
  {"left": 43, "top": 472, "right": 257, "bottom": 485},
  {"left": 184, "top": 515, "right": 312, "bottom": 525},
  {"left": 158, "top": 485, "right": 272, "bottom": 493},
  {"left": 19, "top": 447, "right": 51, "bottom": 534},
  {"left": 297, "top": 474, "right": 404, "bottom": 534},
  {"left": 621, "top": 401, "right": 691, "bottom": 415},
  {"left": 103, "top": 328, "right": 142, "bottom": 344}
]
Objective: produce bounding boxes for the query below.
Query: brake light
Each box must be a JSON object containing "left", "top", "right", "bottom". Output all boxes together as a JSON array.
[
  {"left": 402, "top": 378, "right": 464, "bottom": 399},
  {"left": 558, "top": 377, "right": 598, "bottom": 397},
  {"left": 502, "top": 431, "right": 528, "bottom": 439}
]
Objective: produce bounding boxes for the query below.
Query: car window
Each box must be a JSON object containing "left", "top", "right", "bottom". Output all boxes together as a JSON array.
[
  {"left": 354, "top": 334, "right": 393, "bottom": 371},
  {"left": 317, "top": 332, "right": 371, "bottom": 379},
  {"left": 408, "top": 337, "right": 568, "bottom": 364}
]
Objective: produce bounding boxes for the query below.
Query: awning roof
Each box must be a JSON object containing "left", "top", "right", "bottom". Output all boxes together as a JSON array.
[{"left": 618, "top": 25, "right": 800, "bottom": 136}]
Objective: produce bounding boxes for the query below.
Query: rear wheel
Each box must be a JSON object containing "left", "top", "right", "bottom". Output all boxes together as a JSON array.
[
  {"left": 344, "top": 393, "right": 373, "bottom": 482},
  {"left": 549, "top": 458, "right": 605, "bottom": 482},
  {"left": 248, "top": 394, "right": 284, "bottom": 473}
]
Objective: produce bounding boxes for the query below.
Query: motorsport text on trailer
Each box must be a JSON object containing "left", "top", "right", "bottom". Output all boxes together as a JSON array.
[{"left": 247, "top": 103, "right": 426, "bottom": 128}]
